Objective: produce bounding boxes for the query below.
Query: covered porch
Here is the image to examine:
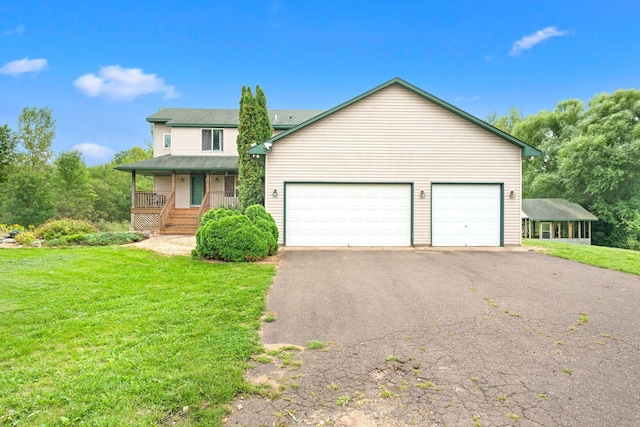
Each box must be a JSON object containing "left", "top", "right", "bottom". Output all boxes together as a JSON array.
[
  {"left": 116, "top": 155, "right": 239, "bottom": 234},
  {"left": 522, "top": 198, "right": 598, "bottom": 245}
]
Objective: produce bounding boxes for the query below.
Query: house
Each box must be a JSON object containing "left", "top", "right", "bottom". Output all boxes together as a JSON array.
[
  {"left": 522, "top": 198, "right": 598, "bottom": 244},
  {"left": 116, "top": 108, "right": 322, "bottom": 234},
  {"left": 248, "top": 77, "right": 541, "bottom": 247}
]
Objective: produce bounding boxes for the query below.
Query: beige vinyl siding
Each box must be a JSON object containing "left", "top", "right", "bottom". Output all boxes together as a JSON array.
[
  {"left": 265, "top": 84, "right": 522, "bottom": 246},
  {"left": 175, "top": 174, "right": 190, "bottom": 208},
  {"left": 154, "top": 176, "right": 172, "bottom": 192},
  {"left": 153, "top": 123, "right": 172, "bottom": 157},
  {"left": 170, "top": 128, "right": 239, "bottom": 156},
  {"left": 210, "top": 175, "right": 225, "bottom": 192}
]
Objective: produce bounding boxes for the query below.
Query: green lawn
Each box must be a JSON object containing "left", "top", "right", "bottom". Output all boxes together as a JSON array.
[
  {"left": 0, "top": 247, "right": 276, "bottom": 426},
  {"left": 523, "top": 239, "right": 640, "bottom": 275}
]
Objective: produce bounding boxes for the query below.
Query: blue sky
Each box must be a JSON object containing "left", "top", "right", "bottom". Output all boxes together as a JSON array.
[{"left": 1, "top": 0, "right": 638, "bottom": 164}]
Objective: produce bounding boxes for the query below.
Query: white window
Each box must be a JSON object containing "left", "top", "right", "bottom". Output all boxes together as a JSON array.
[
  {"left": 163, "top": 133, "right": 171, "bottom": 149},
  {"left": 202, "top": 129, "right": 223, "bottom": 151}
]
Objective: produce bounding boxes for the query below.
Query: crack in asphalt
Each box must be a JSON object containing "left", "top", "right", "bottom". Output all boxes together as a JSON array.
[{"left": 227, "top": 312, "right": 639, "bottom": 426}]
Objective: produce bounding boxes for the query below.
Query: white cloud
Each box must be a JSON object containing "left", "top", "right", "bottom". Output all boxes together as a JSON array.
[
  {"left": 510, "top": 26, "right": 568, "bottom": 56},
  {"left": 0, "top": 58, "right": 48, "bottom": 76},
  {"left": 74, "top": 65, "right": 179, "bottom": 100},
  {"left": 74, "top": 143, "right": 115, "bottom": 163},
  {"left": 4, "top": 25, "right": 25, "bottom": 36}
]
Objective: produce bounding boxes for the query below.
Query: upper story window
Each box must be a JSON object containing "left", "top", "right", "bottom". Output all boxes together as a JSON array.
[
  {"left": 163, "top": 133, "right": 171, "bottom": 149},
  {"left": 202, "top": 129, "right": 223, "bottom": 151}
]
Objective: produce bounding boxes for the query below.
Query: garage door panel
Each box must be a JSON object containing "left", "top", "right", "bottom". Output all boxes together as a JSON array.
[
  {"left": 286, "top": 184, "right": 411, "bottom": 247},
  {"left": 432, "top": 184, "right": 501, "bottom": 247}
]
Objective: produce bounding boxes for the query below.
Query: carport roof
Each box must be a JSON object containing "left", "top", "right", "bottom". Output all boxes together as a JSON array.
[
  {"left": 521, "top": 198, "right": 598, "bottom": 221},
  {"left": 114, "top": 155, "right": 238, "bottom": 175}
]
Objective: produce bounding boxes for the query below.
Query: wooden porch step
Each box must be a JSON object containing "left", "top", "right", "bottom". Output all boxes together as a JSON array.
[{"left": 160, "top": 207, "right": 201, "bottom": 235}]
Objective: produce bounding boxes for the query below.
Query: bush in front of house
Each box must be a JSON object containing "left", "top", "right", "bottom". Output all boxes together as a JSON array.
[
  {"left": 43, "top": 232, "right": 145, "bottom": 247},
  {"left": 194, "top": 205, "right": 279, "bottom": 262},
  {"left": 36, "top": 218, "right": 98, "bottom": 241},
  {"left": 199, "top": 206, "right": 242, "bottom": 226},
  {"left": 14, "top": 232, "right": 37, "bottom": 246}
]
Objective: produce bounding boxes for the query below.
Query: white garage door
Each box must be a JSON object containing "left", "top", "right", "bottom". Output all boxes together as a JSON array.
[
  {"left": 432, "top": 184, "right": 501, "bottom": 247},
  {"left": 285, "top": 183, "right": 411, "bottom": 246}
]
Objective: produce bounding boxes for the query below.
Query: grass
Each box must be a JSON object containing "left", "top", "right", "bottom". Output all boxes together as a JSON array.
[
  {"left": 523, "top": 239, "right": 640, "bottom": 275},
  {"left": 0, "top": 247, "right": 275, "bottom": 426}
]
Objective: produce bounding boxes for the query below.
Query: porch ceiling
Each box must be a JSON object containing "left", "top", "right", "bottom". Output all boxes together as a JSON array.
[{"left": 115, "top": 155, "right": 238, "bottom": 175}]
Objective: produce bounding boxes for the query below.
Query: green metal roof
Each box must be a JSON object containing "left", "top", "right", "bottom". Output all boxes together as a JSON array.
[
  {"left": 249, "top": 77, "right": 543, "bottom": 157},
  {"left": 147, "top": 108, "right": 324, "bottom": 129},
  {"left": 115, "top": 155, "right": 238, "bottom": 175},
  {"left": 521, "top": 198, "right": 598, "bottom": 221}
]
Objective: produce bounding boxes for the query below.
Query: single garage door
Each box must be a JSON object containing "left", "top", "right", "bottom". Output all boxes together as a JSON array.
[
  {"left": 431, "top": 184, "right": 501, "bottom": 247},
  {"left": 285, "top": 183, "right": 411, "bottom": 246}
]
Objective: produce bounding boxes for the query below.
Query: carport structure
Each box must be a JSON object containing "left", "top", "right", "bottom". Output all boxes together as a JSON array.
[{"left": 522, "top": 198, "right": 598, "bottom": 244}]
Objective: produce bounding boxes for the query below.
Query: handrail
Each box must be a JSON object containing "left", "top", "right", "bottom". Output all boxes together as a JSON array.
[
  {"left": 159, "top": 192, "right": 175, "bottom": 229},
  {"left": 197, "top": 191, "right": 211, "bottom": 218}
]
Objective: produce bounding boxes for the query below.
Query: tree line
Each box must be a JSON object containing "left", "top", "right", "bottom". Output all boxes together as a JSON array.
[
  {"left": 0, "top": 107, "right": 152, "bottom": 228},
  {"left": 488, "top": 89, "right": 640, "bottom": 250}
]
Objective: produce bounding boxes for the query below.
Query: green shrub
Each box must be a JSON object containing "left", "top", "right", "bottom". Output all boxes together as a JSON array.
[
  {"left": 14, "top": 232, "right": 37, "bottom": 246},
  {"left": 195, "top": 209, "right": 270, "bottom": 262},
  {"left": 60, "top": 234, "right": 86, "bottom": 245},
  {"left": 43, "top": 232, "right": 145, "bottom": 247},
  {"left": 245, "top": 205, "right": 279, "bottom": 255},
  {"left": 94, "top": 220, "right": 130, "bottom": 232},
  {"left": 37, "top": 218, "right": 97, "bottom": 241},
  {"left": 84, "top": 232, "right": 145, "bottom": 246},
  {"left": 200, "top": 207, "right": 242, "bottom": 226},
  {"left": 255, "top": 218, "right": 278, "bottom": 255},
  {"left": 1, "top": 224, "right": 34, "bottom": 235}
]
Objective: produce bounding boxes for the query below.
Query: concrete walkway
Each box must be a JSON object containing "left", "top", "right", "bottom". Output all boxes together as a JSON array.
[{"left": 131, "top": 234, "right": 196, "bottom": 256}]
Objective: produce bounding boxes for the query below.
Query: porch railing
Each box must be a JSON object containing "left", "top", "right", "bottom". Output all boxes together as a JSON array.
[
  {"left": 134, "top": 191, "right": 172, "bottom": 208},
  {"left": 197, "top": 191, "right": 211, "bottom": 218},
  {"left": 159, "top": 192, "right": 175, "bottom": 229},
  {"left": 207, "top": 191, "right": 240, "bottom": 210}
]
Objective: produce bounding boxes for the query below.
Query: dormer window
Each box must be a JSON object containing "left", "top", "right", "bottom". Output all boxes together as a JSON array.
[{"left": 202, "top": 129, "right": 223, "bottom": 151}]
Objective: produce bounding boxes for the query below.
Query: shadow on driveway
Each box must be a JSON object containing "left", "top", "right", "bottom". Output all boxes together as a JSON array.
[{"left": 229, "top": 250, "right": 640, "bottom": 426}]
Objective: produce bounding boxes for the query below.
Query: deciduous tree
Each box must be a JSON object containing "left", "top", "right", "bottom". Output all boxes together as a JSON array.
[
  {"left": 53, "top": 150, "right": 97, "bottom": 219},
  {"left": 16, "top": 106, "right": 56, "bottom": 172}
]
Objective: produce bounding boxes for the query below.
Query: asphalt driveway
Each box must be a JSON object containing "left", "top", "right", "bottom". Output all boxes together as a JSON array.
[{"left": 229, "top": 250, "right": 640, "bottom": 426}]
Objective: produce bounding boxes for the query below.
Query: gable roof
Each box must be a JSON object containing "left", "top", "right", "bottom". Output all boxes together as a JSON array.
[
  {"left": 147, "top": 108, "right": 324, "bottom": 130},
  {"left": 522, "top": 198, "right": 598, "bottom": 221},
  {"left": 248, "top": 77, "right": 542, "bottom": 157},
  {"left": 115, "top": 155, "right": 238, "bottom": 175}
]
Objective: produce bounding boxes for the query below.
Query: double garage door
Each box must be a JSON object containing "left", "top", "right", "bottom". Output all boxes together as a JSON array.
[{"left": 284, "top": 183, "right": 501, "bottom": 247}]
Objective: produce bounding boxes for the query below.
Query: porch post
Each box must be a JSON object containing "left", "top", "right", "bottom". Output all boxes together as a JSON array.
[
  {"left": 131, "top": 171, "right": 136, "bottom": 208},
  {"left": 205, "top": 171, "right": 210, "bottom": 198},
  {"left": 172, "top": 171, "right": 176, "bottom": 193},
  {"left": 569, "top": 221, "right": 573, "bottom": 238},
  {"left": 588, "top": 221, "right": 592, "bottom": 240}
]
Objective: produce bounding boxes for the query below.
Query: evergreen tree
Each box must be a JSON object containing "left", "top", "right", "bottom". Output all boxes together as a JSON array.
[{"left": 237, "top": 85, "right": 272, "bottom": 208}]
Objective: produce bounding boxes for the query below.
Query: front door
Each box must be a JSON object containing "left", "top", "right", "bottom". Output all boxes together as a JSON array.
[{"left": 190, "top": 175, "right": 205, "bottom": 206}]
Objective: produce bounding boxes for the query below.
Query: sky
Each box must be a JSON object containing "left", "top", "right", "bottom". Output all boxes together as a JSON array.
[{"left": 1, "top": 0, "right": 638, "bottom": 165}]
